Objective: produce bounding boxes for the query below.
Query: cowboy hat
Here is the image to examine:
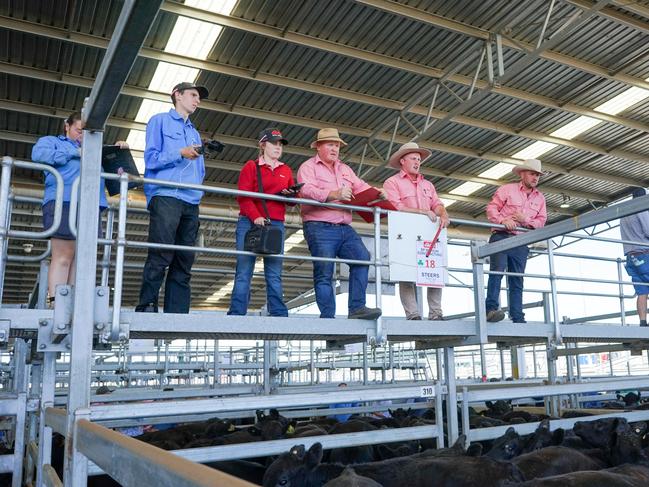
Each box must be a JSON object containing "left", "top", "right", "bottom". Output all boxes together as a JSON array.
[
  {"left": 387, "top": 142, "right": 432, "bottom": 169},
  {"left": 512, "top": 159, "right": 544, "bottom": 176},
  {"left": 310, "top": 128, "right": 347, "bottom": 148}
]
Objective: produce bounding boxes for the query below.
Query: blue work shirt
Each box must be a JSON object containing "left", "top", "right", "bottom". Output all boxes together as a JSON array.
[
  {"left": 143, "top": 109, "right": 205, "bottom": 205},
  {"left": 31, "top": 135, "right": 108, "bottom": 208}
]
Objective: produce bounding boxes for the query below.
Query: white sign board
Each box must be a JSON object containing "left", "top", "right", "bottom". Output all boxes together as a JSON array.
[
  {"left": 388, "top": 212, "right": 447, "bottom": 284},
  {"left": 415, "top": 240, "right": 447, "bottom": 287}
]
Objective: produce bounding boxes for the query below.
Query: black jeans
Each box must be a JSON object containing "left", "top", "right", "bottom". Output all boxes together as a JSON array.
[{"left": 138, "top": 196, "right": 199, "bottom": 313}]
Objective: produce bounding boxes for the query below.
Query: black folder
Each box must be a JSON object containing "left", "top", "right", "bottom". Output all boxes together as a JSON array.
[{"left": 101, "top": 145, "right": 141, "bottom": 196}]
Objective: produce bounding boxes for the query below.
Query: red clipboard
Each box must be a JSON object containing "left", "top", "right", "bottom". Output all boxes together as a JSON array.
[{"left": 342, "top": 187, "right": 397, "bottom": 223}]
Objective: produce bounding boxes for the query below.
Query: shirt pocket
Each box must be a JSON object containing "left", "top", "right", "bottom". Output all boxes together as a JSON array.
[
  {"left": 161, "top": 123, "right": 185, "bottom": 155},
  {"left": 504, "top": 194, "right": 524, "bottom": 211}
]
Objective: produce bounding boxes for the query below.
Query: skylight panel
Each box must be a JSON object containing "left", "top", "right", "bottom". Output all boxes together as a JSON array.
[
  {"left": 135, "top": 99, "right": 174, "bottom": 123},
  {"left": 550, "top": 116, "right": 600, "bottom": 140},
  {"left": 595, "top": 86, "right": 649, "bottom": 115},
  {"left": 450, "top": 181, "right": 485, "bottom": 196},
  {"left": 479, "top": 163, "right": 514, "bottom": 180},
  {"left": 125, "top": 130, "right": 147, "bottom": 152},
  {"left": 165, "top": 17, "right": 223, "bottom": 59},
  {"left": 148, "top": 63, "right": 200, "bottom": 93},
  {"left": 512, "top": 141, "right": 557, "bottom": 160}
]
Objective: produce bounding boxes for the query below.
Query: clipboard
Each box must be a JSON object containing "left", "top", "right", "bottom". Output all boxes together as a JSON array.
[
  {"left": 342, "top": 187, "right": 397, "bottom": 223},
  {"left": 101, "top": 146, "right": 141, "bottom": 196}
]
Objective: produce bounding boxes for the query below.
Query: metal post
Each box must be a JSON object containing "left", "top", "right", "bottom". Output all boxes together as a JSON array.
[
  {"left": 263, "top": 341, "right": 278, "bottom": 395},
  {"left": 38, "top": 260, "right": 49, "bottom": 309},
  {"left": 100, "top": 208, "right": 115, "bottom": 286},
  {"left": 0, "top": 157, "right": 13, "bottom": 305},
  {"left": 547, "top": 239, "right": 563, "bottom": 344},
  {"left": 373, "top": 207, "right": 384, "bottom": 343},
  {"left": 617, "top": 258, "right": 626, "bottom": 326},
  {"left": 461, "top": 386, "right": 470, "bottom": 436},
  {"left": 444, "top": 347, "right": 459, "bottom": 444},
  {"left": 64, "top": 128, "right": 103, "bottom": 487},
  {"left": 36, "top": 352, "right": 56, "bottom": 487},
  {"left": 362, "top": 342, "right": 369, "bottom": 386},
  {"left": 110, "top": 175, "right": 129, "bottom": 342},
  {"left": 309, "top": 341, "right": 315, "bottom": 385},
  {"left": 537, "top": 0, "right": 556, "bottom": 49},
  {"left": 500, "top": 349, "right": 506, "bottom": 379}
]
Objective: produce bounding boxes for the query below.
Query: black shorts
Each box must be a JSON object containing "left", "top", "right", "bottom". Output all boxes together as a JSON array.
[{"left": 42, "top": 201, "right": 104, "bottom": 240}]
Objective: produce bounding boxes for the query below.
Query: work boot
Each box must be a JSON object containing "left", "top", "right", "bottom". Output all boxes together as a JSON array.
[
  {"left": 407, "top": 315, "right": 422, "bottom": 320},
  {"left": 641, "top": 320, "right": 648, "bottom": 327},
  {"left": 135, "top": 303, "right": 158, "bottom": 313},
  {"left": 348, "top": 306, "right": 382, "bottom": 320},
  {"left": 486, "top": 309, "right": 505, "bottom": 322}
]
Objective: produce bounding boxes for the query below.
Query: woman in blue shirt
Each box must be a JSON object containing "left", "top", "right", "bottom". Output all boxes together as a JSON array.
[{"left": 31, "top": 112, "right": 127, "bottom": 305}]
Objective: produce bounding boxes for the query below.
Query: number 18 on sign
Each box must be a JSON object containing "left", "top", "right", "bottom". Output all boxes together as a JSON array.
[{"left": 416, "top": 240, "right": 446, "bottom": 287}]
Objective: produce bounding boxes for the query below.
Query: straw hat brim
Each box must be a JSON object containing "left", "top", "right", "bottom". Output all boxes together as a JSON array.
[
  {"left": 310, "top": 137, "right": 348, "bottom": 149},
  {"left": 387, "top": 147, "right": 432, "bottom": 169},
  {"left": 512, "top": 165, "right": 544, "bottom": 176}
]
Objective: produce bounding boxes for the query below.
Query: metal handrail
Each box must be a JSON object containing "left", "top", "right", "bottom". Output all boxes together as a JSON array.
[{"left": 1, "top": 158, "right": 64, "bottom": 239}]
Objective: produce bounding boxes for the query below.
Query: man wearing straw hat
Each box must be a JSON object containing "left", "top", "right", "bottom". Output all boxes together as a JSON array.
[
  {"left": 384, "top": 142, "right": 450, "bottom": 321},
  {"left": 297, "top": 128, "right": 384, "bottom": 320},
  {"left": 620, "top": 187, "right": 649, "bottom": 327},
  {"left": 485, "top": 159, "right": 547, "bottom": 323}
]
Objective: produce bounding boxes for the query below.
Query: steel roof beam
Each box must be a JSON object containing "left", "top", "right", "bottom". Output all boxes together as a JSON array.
[
  {"left": 1, "top": 14, "right": 649, "bottom": 135},
  {"left": 356, "top": 0, "right": 649, "bottom": 90},
  {"left": 155, "top": 3, "right": 649, "bottom": 133},
  {"left": 4, "top": 60, "right": 647, "bottom": 171},
  {"left": 0, "top": 99, "right": 631, "bottom": 201}
]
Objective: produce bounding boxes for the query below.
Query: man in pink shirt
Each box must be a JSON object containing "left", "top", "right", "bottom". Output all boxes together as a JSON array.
[
  {"left": 384, "top": 142, "right": 450, "bottom": 321},
  {"left": 298, "top": 128, "right": 383, "bottom": 320},
  {"left": 485, "top": 159, "right": 547, "bottom": 323}
]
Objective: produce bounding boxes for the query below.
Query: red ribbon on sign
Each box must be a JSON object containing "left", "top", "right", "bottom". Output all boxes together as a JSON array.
[{"left": 425, "top": 223, "right": 443, "bottom": 258}]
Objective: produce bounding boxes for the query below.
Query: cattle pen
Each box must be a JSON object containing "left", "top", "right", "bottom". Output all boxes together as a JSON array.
[{"left": 2, "top": 1, "right": 649, "bottom": 486}]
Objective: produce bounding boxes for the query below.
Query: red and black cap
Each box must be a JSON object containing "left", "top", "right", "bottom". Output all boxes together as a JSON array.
[
  {"left": 171, "top": 82, "right": 208, "bottom": 100},
  {"left": 259, "top": 128, "right": 288, "bottom": 145}
]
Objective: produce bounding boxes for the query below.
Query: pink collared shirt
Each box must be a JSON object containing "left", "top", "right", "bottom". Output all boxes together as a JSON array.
[
  {"left": 297, "top": 155, "right": 371, "bottom": 224},
  {"left": 486, "top": 182, "right": 547, "bottom": 234},
  {"left": 383, "top": 170, "right": 443, "bottom": 212}
]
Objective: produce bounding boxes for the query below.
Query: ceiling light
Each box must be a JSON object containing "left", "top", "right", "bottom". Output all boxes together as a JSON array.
[{"left": 560, "top": 194, "right": 570, "bottom": 208}]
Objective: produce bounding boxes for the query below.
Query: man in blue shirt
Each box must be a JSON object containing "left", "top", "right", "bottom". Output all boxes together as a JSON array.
[
  {"left": 620, "top": 187, "right": 649, "bottom": 327},
  {"left": 136, "top": 82, "right": 208, "bottom": 313}
]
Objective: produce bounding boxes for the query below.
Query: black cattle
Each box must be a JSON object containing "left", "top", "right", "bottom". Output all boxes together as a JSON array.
[
  {"left": 323, "top": 466, "right": 383, "bottom": 486},
  {"left": 263, "top": 442, "right": 525, "bottom": 487},
  {"left": 573, "top": 417, "right": 625, "bottom": 449},
  {"left": 328, "top": 420, "right": 378, "bottom": 464},
  {"left": 520, "top": 419, "right": 564, "bottom": 452},
  {"left": 483, "top": 400, "right": 513, "bottom": 419},
  {"left": 485, "top": 427, "right": 524, "bottom": 460},
  {"left": 512, "top": 446, "right": 604, "bottom": 479},
  {"left": 510, "top": 464, "right": 649, "bottom": 486},
  {"left": 376, "top": 443, "right": 419, "bottom": 460}
]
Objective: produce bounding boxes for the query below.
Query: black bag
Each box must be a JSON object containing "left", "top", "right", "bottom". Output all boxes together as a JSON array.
[{"left": 243, "top": 162, "right": 283, "bottom": 255}]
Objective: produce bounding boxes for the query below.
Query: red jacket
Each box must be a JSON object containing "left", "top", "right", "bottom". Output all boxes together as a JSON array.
[{"left": 237, "top": 159, "right": 295, "bottom": 222}]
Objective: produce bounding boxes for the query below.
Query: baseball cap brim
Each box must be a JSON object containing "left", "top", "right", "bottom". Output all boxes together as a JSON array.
[{"left": 172, "top": 83, "right": 209, "bottom": 100}]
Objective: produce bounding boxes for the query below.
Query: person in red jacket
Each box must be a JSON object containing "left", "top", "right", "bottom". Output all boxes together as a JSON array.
[{"left": 228, "top": 128, "right": 297, "bottom": 316}]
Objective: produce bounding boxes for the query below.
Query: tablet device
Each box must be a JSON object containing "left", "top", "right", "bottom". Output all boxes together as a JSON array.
[{"left": 101, "top": 146, "right": 141, "bottom": 196}]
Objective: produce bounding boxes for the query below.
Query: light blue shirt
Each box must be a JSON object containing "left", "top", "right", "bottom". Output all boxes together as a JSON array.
[
  {"left": 143, "top": 109, "right": 205, "bottom": 205},
  {"left": 31, "top": 135, "right": 108, "bottom": 208}
]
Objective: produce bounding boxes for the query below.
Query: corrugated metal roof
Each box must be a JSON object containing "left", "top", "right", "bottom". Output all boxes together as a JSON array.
[{"left": 1, "top": 0, "right": 648, "bottom": 306}]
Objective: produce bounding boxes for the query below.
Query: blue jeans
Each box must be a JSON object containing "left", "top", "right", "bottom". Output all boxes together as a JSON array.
[
  {"left": 138, "top": 196, "right": 199, "bottom": 313},
  {"left": 228, "top": 217, "right": 288, "bottom": 317},
  {"left": 485, "top": 232, "right": 529, "bottom": 321},
  {"left": 303, "top": 222, "right": 370, "bottom": 318},
  {"left": 625, "top": 252, "right": 649, "bottom": 295}
]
